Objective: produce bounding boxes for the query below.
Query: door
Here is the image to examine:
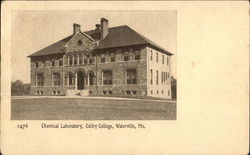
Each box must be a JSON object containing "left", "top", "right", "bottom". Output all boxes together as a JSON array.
[{"left": 77, "top": 71, "right": 84, "bottom": 90}]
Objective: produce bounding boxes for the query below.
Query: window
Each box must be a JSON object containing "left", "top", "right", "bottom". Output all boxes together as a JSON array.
[
  {"left": 36, "top": 74, "right": 44, "bottom": 86},
  {"left": 162, "top": 90, "right": 164, "bottom": 94},
  {"left": 135, "top": 51, "right": 140, "bottom": 60},
  {"left": 150, "top": 50, "right": 153, "bottom": 60},
  {"left": 79, "top": 54, "right": 82, "bottom": 65},
  {"left": 162, "top": 55, "right": 164, "bottom": 64},
  {"left": 52, "top": 59, "right": 55, "bottom": 66},
  {"left": 84, "top": 54, "right": 88, "bottom": 64},
  {"left": 126, "top": 69, "right": 137, "bottom": 84},
  {"left": 89, "top": 72, "right": 94, "bottom": 85},
  {"left": 59, "top": 58, "right": 63, "bottom": 66},
  {"left": 164, "top": 72, "right": 166, "bottom": 81},
  {"left": 167, "top": 56, "right": 169, "bottom": 65},
  {"left": 40, "top": 91, "right": 43, "bottom": 95},
  {"left": 74, "top": 55, "right": 77, "bottom": 65},
  {"left": 150, "top": 69, "right": 153, "bottom": 84},
  {"left": 77, "top": 40, "right": 83, "bottom": 46},
  {"left": 53, "top": 73, "right": 60, "bottom": 86},
  {"left": 126, "top": 90, "right": 131, "bottom": 95},
  {"left": 132, "top": 91, "right": 137, "bottom": 95},
  {"left": 157, "top": 90, "right": 159, "bottom": 94},
  {"left": 124, "top": 52, "right": 129, "bottom": 61},
  {"left": 89, "top": 54, "right": 93, "bottom": 64},
  {"left": 69, "top": 55, "right": 73, "bottom": 66},
  {"left": 35, "top": 62, "right": 39, "bottom": 68},
  {"left": 151, "top": 90, "right": 153, "bottom": 94},
  {"left": 102, "top": 91, "right": 107, "bottom": 95},
  {"left": 156, "top": 70, "right": 158, "bottom": 85},
  {"left": 103, "top": 70, "right": 112, "bottom": 85},
  {"left": 130, "top": 51, "right": 135, "bottom": 60},
  {"left": 36, "top": 91, "right": 39, "bottom": 95},
  {"left": 52, "top": 91, "right": 56, "bottom": 95},
  {"left": 161, "top": 71, "right": 163, "bottom": 83},
  {"left": 68, "top": 74, "right": 74, "bottom": 85},
  {"left": 110, "top": 52, "right": 116, "bottom": 62},
  {"left": 101, "top": 53, "right": 105, "bottom": 63},
  {"left": 166, "top": 72, "right": 168, "bottom": 80},
  {"left": 57, "top": 91, "right": 60, "bottom": 95},
  {"left": 156, "top": 53, "right": 158, "bottom": 62},
  {"left": 108, "top": 90, "right": 112, "bottom": 95}
]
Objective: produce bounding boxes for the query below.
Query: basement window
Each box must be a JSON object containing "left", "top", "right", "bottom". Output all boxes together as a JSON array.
[
  {"left": 126, "top": 90, "right": 131, "bottom": 95},
  {"left": 108, "top": 90, "right": 112, "bottom": 95},
  {"left": 132, "top": 91, "right": 137, "bottom": 95},
  {"left": 102, "top": 91, "right": 107, "bottom": 95}
]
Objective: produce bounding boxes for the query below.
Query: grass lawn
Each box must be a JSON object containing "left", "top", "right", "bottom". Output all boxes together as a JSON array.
[{"left": 11, "top": 97, "right": 176, "bottom": 120}]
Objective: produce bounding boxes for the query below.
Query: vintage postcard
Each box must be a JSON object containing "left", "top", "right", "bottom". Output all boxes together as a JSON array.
[{"left": 1, "top": 1, "right": 249, "bottom": 155}]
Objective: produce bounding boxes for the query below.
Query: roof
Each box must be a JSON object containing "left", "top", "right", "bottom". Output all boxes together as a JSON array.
[{"left": 28, "top": 25, "right": 173, "bottom": 57}]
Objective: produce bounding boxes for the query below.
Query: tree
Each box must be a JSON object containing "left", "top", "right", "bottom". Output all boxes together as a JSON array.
[{"left": 11, "top": 80, "right": 31, "bottom": 96}]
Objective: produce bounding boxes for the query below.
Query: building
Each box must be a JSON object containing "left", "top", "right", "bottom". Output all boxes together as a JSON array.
[{"left": 28, "top": 18, "right": 173, "bottom": 99}]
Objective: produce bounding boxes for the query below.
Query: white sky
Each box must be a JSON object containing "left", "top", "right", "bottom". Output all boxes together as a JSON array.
[{"left": 11, "top": 10, "right": 176, "bottom": 83}]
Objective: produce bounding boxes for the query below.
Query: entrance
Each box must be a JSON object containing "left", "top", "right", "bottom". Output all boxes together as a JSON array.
[{"left": 77, "top": 71, "right": 84, "bottom": 90}]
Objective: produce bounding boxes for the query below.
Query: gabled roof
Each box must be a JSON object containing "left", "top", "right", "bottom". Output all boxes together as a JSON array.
[{"left": 28, "top": 25, "right": 173, "bottom": 57}]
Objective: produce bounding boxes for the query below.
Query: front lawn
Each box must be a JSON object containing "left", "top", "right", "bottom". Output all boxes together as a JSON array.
[{"left": 11, "top": 97, "right": 176, "bottom": 120}]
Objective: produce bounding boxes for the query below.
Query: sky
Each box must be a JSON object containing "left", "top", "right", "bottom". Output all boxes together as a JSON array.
[{"left": 11, "top": 10, "right": 176, "bottom": 83}]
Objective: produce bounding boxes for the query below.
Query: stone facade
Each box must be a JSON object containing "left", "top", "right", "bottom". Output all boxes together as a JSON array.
[{"left": 29, "top": 19, "right": 173, "bottom": 99}]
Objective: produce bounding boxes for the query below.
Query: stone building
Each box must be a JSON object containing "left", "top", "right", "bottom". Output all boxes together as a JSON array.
[{"left": 28, "top": 18, "right": 173, "bottom": 99}]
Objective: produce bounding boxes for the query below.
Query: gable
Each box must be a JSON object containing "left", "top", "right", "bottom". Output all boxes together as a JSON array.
[{"left": 65, "top": 32, "right": 95, "bottom": 53}]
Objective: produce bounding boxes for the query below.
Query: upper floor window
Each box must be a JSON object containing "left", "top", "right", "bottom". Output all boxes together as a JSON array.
[
  {"left": 84, "top": 54, "right": 88, "bottom": 64},
  {"left": 59, "top": 58, "right": 63, "bottom": 66},
  {"left": 135, "top": 50, "right": 140, "bottom": 60},
  {"left": 79, "top": 54, "right": 82, "bottom": 65},
  {"left": 126, "top": 69, "right": 137, "bottom": 84},
  {"left": 101, "top": 53, "right": 105, "bottom": 63},
  {"left": 36, "top": 74, "right": 44, "bottom": 86},
  {"left": 74, "top": 55, "right": 77, "bottom": 65},
  {"left": 150, "top": 69, "right": 153, "bottom": 84},
  {"left": 103, "top": 70, "right": 112, "bottom": 85},
  {"left": 124, "top": 52, "right": 129, "bottom": 61},
  {"left": 156, "top": 70, "right": 158, "bottom": 85},
  {"left": 110, "top": 52, "right": 116, "bottom": 62},
  {"left": 167, "top": 56, "right": 169, "bottom": 65},
  {"left": 156, "top": 53, "right": 158, "bottom": 62},
  {"left": 89, "top": 54, "right": 94, "bottom": 64},
  {"left": 161, "top": 71, "right": 163, "bottom": 83},
  {"left": 52, "top": 59, "right": 55, "bottom": 66},
  {"left": 150, "top": 50, "right": 153, "bottom": 61},
  {"left": 162, "top": 55, "right": 164, "bottom": 64},
  {"left": 35, "top": 61, "right": 39, "bottom": 68},
  {"left": 69, "top": 55, "right": 73, "bottom": 66},
  {"left": 52, "top": 73, "right": 60, "bottom": 86}
]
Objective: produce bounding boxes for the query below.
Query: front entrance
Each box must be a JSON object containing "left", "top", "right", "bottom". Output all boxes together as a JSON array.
[{"left": 77, "top": 71, "right": 85, "bottom": 90}]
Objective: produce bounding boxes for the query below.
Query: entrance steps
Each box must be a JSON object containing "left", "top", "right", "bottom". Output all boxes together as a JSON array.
[{"left": 66, "top": 90, "right": 90, "bottom": 96}]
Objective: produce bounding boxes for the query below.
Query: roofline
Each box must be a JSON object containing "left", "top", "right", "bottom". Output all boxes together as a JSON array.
[
  {"left": 147, "top": 44, "right": 173, "bottom": 56},
  {"left": 27, "top": 52, "right": 65, "bottom": 58}
]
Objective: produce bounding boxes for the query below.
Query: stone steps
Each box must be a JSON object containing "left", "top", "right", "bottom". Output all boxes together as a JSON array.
[{"left": 66, "top": 90, "right": 90, "bottom": 96}]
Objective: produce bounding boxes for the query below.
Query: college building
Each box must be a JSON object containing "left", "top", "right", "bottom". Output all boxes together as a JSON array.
[{"left": 28, "top": 18, "right": 173, "bottom": 99}]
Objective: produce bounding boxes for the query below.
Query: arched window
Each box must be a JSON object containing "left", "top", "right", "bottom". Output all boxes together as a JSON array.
[{"left": 89, "top": 72, "right": 95, "bottom": 85}]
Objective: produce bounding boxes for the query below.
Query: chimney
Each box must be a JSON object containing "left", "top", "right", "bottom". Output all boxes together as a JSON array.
[
  {"left": 73, "top": 23, "right": 81, "bottom": 34},
  {"left": 101, "top": 18, "right": 108, "bottom": 39},
  {"left": 95, "top": 24, "right": 101, "bottom": 31}
]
